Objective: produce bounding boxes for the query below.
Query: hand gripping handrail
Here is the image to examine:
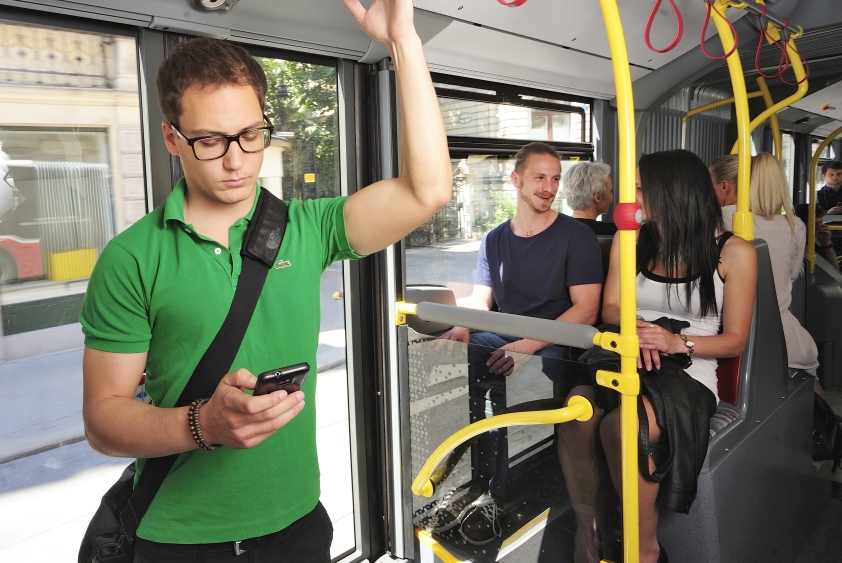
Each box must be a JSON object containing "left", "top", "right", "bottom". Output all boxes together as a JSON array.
[
  {"left": 807, "top": 125, "right": 842, "bottom": 273},
  {"left": 397, "top": 301, "right": 599, "bottom": 349},
  {"left": 411, "top": 396, "right": 594, "bottom": 497}
]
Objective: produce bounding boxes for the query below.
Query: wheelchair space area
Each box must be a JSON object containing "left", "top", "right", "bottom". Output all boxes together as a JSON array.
[{"left": 408, "top": 329, "right": 609, "bottom": 563}]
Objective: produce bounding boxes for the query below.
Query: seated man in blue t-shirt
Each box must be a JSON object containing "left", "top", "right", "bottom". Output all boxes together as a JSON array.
[{"left": 434, "top": 143, "right": 603, "bottom": 545}]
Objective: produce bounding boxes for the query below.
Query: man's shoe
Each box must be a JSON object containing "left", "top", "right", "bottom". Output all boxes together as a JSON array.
[
  {"left": 458, "top": 492, "right": 505, "bottom": 545},
  {"left": 420, "top": 484, "right": 482, "bottom": 534}
]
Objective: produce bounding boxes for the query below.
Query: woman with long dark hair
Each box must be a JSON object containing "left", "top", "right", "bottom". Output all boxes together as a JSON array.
[{"left": 600, "top": 150, "right": 757, "bottom": 563}]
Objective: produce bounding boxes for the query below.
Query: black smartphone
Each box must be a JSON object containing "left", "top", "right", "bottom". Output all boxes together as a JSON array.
[{"left": 253, "top": 362, "right": 310, "bottom": 396}]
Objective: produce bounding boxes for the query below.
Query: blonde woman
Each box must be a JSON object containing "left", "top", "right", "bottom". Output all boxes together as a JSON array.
[{"left": 722, "top": 152, "right": 819, "bottom": 377}]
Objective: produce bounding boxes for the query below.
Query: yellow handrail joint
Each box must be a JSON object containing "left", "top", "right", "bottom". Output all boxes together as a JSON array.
[
  {"left": 395, "top": 301, "right": 417, "bottom": 326},
  {"left": 596, "top": 368, "right": 640, "bottom": 397},
  {"left": 593, "top": 330, "right": 639, "bottom": 360}
]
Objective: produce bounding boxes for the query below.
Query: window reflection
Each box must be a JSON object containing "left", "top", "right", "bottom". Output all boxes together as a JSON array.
[
  {"left": 0, "top": 20, "right": 141, "bottom": 337},
  {"left": 0, "top": 20, "right": 144, "bottom": 563}
]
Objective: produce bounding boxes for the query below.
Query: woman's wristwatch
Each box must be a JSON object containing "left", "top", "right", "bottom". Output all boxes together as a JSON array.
[
  {"left": 819, "top": 243, "right": 834, "bottom": 249},
  {"left": 679, "top": 333, "right": 695, "bottom": 355}
]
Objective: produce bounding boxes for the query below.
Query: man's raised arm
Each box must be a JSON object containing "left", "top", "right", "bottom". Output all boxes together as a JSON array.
[{"left": 342, "top": 0, "right": 452, "bottom": 256}]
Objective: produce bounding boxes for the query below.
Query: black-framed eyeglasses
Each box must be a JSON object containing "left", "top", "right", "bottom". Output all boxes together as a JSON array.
[{"left": 169, "top": 115, "right": 274, "bottom": 161}]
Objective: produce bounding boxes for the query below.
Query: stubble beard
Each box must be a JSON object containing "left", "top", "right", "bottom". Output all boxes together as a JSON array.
[{"left": 519, "top": 190, "right": 555, "bottom": 214}]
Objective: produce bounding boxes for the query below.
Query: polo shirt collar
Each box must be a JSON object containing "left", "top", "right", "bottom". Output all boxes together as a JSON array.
[{"left": 163, "top": 177, "right": 261, "bottom": 227}]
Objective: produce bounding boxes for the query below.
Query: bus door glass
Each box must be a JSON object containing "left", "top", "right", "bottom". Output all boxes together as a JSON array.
[
  {"left": 250, "top": 53, "right": 358, "bottom": 561},
  {"left": 0, "top": 17, "right": 145, "bottom": 562},
  {"left": 398, "top": 88, "right": 608, "bottom": 561}
]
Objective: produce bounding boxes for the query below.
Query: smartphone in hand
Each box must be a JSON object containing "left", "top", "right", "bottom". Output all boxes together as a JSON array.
[{"left": 253, "top": 362, "right": 310, "bottom": 396}]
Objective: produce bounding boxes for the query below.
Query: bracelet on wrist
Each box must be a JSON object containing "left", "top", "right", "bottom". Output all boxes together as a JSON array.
[
  {"left": 820, "top": 244, "right": 834, "bottom": 249},
  {"left": 188, "top": 398, "right": 221, "bottom": 451}
]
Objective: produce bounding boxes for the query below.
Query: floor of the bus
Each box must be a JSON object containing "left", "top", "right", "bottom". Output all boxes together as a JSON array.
[
  {"left": 426, "top": 386, "right": 842, "bottom": 563},
  {"left": 427, "top": 450, "right": 582, "bottom": 563}
]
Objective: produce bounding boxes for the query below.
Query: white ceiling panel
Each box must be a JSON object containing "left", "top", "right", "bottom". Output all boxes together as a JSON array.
[
  {"left": 37, "top": 0, "right": 373, "bottom": 57},
  {"left": 415, "top": 0, "right": 747, "bottom": 69},
  {"left": 811, "top": 119, "right": 842, "bottom": 138},
  {"left": 792, "top": 80, "right": 842, "bottom": 122},
  {"left": 423, "top": 21, "right": 649, "bottom": 99}
]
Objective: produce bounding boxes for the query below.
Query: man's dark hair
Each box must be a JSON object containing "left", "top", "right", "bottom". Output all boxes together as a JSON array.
[
  {"left": 794, "top": 203, "right": 824, "bottom": 226},
  {"left": 156, "top": 38, "right": 268, "bottom": 126},
  {"left": 822, "top": 161, "right": 842, "bottom": 174},
  {"left": 514, "top": 142, "right": 560, "bottom": 173}
]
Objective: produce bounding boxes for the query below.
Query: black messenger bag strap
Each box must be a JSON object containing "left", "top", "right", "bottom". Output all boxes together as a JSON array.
[{"left": 119, "top": 188, "right": 288, "bottom": 542}]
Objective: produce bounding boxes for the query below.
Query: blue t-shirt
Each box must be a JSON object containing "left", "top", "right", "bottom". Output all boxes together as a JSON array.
[{"left": 475, "top": 214, "right": 603, "bottom": 320}]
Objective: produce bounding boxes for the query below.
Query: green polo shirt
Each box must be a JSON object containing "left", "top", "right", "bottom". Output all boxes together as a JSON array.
[{"left": 80, "top": 179, "right": 363, "bottom": 544}]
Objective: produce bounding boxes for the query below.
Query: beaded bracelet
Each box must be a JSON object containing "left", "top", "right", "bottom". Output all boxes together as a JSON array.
[{"left": 188, "top": 398, "right": 221, "bottom": 451}]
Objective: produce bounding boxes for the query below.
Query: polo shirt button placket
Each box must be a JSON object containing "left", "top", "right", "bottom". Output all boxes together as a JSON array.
[{"left": 214, "top": 247, "right": 222, "bottom": 255}]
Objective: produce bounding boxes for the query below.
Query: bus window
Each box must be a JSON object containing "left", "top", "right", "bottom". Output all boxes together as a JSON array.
[
  {"left": 781, "top": 132, "right": 796, "bottom": 199},
  {"left": 439, "top": 99, "right": 589, "bottom": 144},
  {"left": 252, "top": 54, "right": 355, "bottom": 560},
  {"left": 0, "top": 18, "right": 145, "bottom": 562},
  {"left": 405, "top": 153, "right": 583, "bottom": 295}
]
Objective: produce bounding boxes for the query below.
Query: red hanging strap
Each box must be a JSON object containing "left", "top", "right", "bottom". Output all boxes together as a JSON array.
[
  {"left": 645, "top": 0, "right": 684, "bottom": 53},
  {"left": 754, "top": 5, "right": 789, "bottom": 80},
  {"left": 700, "top": 1, "right": 738, "bottom": 61},
  {"left": 497, "top": 0, "right": 528, "bottom": 6},
  {"left": 778, "top": 18, "right": 810, "bottom": 86},
  {"left": 779, "top": 41, "right": 810, "bottom": 86}
]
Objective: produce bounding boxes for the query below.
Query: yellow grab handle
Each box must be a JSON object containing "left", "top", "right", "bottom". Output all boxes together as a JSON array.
[
  {"left": 598, "top": 0, "right": 640, "bottom": 560},
  {"left": 713, "top": 0, "right": 752, "bottom": 241},
  {"left": 682, "top": 91, "right": 763, "bottom": 123},
  {"left": 411, "top": 396, "right": 594, "bottom": 497},
  {"left": 754, "top": 77, "right": 782, "bottom": 162},
  {"left": 807, "top": 125, "right": 842, "bottom": 273},
  {"left": 730, "top": 36, "right": 807, "bottom": 156}
]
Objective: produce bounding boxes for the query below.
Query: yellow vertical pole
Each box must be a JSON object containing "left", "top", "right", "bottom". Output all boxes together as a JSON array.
[
  {"left": 808, "top": 126, "right": 842, "bottom": 273},
  {"left": 755, "top": 77, "right": 782, "bottom": 161},
  {"left": 714, "top": 0, "right": 753, "bottom": 241},
  {"left": 597, "top": 1, "right": 639, "bottom": 562}
]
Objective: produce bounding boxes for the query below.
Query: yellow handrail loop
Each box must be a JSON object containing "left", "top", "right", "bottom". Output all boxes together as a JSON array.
[{"left": 410, "top": 396, "right": 594, "bottom": 498}]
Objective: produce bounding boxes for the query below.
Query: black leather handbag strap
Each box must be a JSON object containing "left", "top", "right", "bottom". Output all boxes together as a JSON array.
[{"left": 119, "top": 188, "right": 288, "bottom": 541}]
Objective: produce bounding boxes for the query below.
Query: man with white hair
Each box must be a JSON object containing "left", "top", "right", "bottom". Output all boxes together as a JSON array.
[{"left": 563, "top": 161, "right": 616, "bottom": 235}]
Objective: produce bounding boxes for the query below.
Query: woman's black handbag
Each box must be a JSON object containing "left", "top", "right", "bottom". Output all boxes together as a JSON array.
[
  {"left": 78, "top": 190, "right": 287, "bottom": 563},
  {"left": 812, "top": 392, "right": 842, "bottom": 471}
]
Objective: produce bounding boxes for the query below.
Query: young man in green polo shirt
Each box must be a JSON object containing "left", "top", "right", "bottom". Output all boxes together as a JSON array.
[{"left": 80, "top": 0, "right": 451, "bottom": 560}]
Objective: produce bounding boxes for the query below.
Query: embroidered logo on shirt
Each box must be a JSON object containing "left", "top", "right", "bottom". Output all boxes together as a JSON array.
[
  {"left": 274, "top": 259, "right": 292, "bottom": 269},
  {"left": 266, "top": 227, "right": 282, "bottom": 250}
]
